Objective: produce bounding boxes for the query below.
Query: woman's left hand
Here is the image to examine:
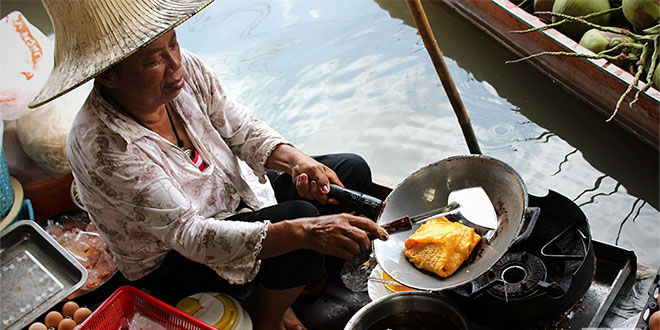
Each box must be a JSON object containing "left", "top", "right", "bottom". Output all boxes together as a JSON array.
[
  {"left": 266, "top": 144, "right": 342, "bottom": 204},
  {"left": 291, "top": 159, "right": 341, "bottom": 204}
]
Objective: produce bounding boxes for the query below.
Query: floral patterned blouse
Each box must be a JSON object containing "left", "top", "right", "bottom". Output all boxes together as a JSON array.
[{"left": 67, "top": 49, "right": 289, "bottom": 283}]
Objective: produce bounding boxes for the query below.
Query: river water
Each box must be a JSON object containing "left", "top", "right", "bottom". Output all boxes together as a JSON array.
[{"left": 3, "top": 0, "right": 658, "bottom": 268}]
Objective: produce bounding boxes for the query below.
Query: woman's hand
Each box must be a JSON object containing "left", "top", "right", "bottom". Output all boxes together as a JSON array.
[
  {"left": 266, "top": 144, "right": 341, "bottom": 204},
  {"left": 296, "top": 213, "right": 388, "bottom": 259},
  {"left": 291, "top": 164, "right": 339, "bottom": 205},
  {"left": 258, "top": 213, "right": 389, "bottom": 260}
]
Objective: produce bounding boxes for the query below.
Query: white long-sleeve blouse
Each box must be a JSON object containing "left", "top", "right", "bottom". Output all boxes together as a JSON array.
[{"left": 67, "top": 49, "right": 289, "bottom": 283}]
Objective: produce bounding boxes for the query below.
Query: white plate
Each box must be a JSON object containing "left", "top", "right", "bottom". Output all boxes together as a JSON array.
[
  {"left": 367, "top": 265, "right": 393, "bottom": 301},
  {"left": 367, "top": 264, "right": 419, "bottom": 301}
]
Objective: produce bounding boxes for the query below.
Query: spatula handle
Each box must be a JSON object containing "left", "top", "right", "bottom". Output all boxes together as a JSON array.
[
  {"left": 380, "top": 216, "right": 413, "bottom": 235},
  {"left": 408, "top": 202, "right": 459, "bottom": 223},
  {"left": 328, "top": 184, "right": 383, "bottom": 219}
]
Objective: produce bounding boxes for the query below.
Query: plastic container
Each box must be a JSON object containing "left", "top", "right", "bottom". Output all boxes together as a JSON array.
[
  {"left": 1, "top": 118, "right": 14, "bottom": 218},
  {"left": 23, "top": 173, "right": 76, "bottom": 221},
  {"left": 70, "top": 181, "right": 86, "bottom": 211},
  {"left": 176, "top": 292, "right": 252, "bottom": 330},
  {"left": 77, "top": 286, "right": 217, "bottom": 330},
  {"left": 0, "top": 177, "right": 34, "bottom": 231}
]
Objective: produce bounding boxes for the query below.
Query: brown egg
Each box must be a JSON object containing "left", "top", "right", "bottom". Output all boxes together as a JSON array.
[
  {"left": 73, "top": 307, "right": 92, "bottom": 324},
  {"left": 650, "top": 310, "right": 660, "bottom": 330},
  {"left": 61, "top": 301, "right": 79, "bottom": 317},
  {"left": 28, "top": 322, "right": 48, "bottom": 330},
  {"left": 57, "top": 318, "right": 77, "bottom": 330},
  {"left": 44, "top": 311, "right": 63, "bottom": 328}
]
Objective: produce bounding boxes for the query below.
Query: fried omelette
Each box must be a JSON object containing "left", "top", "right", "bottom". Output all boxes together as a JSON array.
[{"left": 404, "top": 216, "right": 481, "bottom": 277}]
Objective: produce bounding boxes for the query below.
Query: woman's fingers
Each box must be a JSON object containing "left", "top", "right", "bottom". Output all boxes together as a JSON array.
[
  {"left": 331, "top": 236, "right": 363, "bottom": 259},
  {"left": 293, "top": 159, "right": 343, "bottom": 204},
  {"left": 295, "top": 173, "right": 331, "bottom": 204},
  {"left": 295, "top": 173, "right": 314, "bottom": 200},
  {"left": 348, "top": 216, "right": 389, "bottom": 241},
  {"left": 300, "top": 214, "right": 388, "bottom": 259}
]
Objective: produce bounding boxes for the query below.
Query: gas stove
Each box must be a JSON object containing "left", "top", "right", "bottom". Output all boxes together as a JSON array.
[
  {"left": 447, "top": 240, "right": 636, "bottom": 330},
  {"left": 447, "top": 190, "right": 637, "bottom": 329},
  {"left": 291, "top": 189, "right": 638, "bottom": 330}
]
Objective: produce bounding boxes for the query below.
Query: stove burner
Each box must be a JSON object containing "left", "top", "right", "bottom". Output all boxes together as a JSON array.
[
  {"left": 485, "top": 252, "right": 546, "bottom": 299},
  {"left": 448, "top": 190, "right": 597, "bottom": 329}
]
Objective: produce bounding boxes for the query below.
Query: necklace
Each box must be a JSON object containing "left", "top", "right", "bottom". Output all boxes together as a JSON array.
[
  {"left": 165, "top": 104, "right": 184, "bottom": 148},
  {"left": 165, "top": 104, "right": 195, "bottom": 160},
  {"left": 105, "top": 89, "right": 196, "bottom": 160}
]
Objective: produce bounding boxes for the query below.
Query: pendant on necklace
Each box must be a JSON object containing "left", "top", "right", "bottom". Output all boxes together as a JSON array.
[{"left": 184, "top": 148, "right": 194, "bottom": 160}]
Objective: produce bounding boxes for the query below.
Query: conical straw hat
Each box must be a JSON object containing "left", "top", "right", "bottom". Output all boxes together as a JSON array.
[{"left": 28, "top": 0, "right": 214, "bottom": 108}]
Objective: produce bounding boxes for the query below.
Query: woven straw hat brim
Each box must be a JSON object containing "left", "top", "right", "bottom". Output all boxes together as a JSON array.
[{"left": 28, "top": 0, "right": 215, "bottom": 109}]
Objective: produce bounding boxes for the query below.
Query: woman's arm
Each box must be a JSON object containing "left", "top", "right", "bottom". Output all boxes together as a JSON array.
[
  {"left": 266, "top": 144, "right": 342, "bottom": 204},
  {"left": 258, "top": 213, "right": 387, "bottom": 260}
]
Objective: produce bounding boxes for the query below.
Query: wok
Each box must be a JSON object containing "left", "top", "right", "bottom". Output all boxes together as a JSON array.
[{"left": 330, "top": 154, "right": 538, "bottom": 291}]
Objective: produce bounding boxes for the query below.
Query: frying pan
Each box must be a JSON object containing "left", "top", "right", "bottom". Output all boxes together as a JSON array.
[{"left": 330, "top": 154, "right": 537, "bottom": 291}]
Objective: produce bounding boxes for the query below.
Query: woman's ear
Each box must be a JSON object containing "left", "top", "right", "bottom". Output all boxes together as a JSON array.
[{"left": 95, "top": 67, "right": 119, "bottom": 89}]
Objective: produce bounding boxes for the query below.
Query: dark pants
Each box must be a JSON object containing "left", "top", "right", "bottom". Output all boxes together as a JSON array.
[{"left": 131, "top": 153, "right": 371, "bottom": 304}]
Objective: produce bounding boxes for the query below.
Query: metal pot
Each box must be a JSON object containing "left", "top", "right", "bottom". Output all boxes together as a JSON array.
[
  {"left": 331, "top": 154, "right": 538, "bottom": 291},
  {"left": 344, "top": 291, "right": 471, "bottom": 330}
]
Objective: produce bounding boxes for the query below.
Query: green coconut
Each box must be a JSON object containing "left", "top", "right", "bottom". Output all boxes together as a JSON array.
[
  {"left": 609, "top": 0, "right": 635, "bottom": 28},
  {"left": 534, "top": 0, "right": 556, "bottom": 22},
  {"left": 622, "top": 0, "right": 660, "bottom": 30},
  {"left": 552, "top": 0, "right": 611, "bottom": 41},
  {"left": 578, "top": 28, "right": 634, "bottom": 53},
  {"left": 579, "top": 29, "right": 611, "bottom": 52}
]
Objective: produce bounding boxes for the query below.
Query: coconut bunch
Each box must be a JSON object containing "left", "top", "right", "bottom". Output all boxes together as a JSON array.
[{"left": 510, "top": 0, "right": 659, "bottom": 120}]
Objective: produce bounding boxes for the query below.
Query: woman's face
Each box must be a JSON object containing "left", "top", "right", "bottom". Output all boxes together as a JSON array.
[{"left": 105, "top": 30, "right": 184, "bottom": 109}]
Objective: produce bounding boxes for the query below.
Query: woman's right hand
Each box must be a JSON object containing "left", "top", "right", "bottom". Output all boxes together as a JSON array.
[
  {"left": 295, "top": 213, "right": 388, "bottom": 259},
  {"left": 258, "top": 213, "right": 388, "bottom": 260}
]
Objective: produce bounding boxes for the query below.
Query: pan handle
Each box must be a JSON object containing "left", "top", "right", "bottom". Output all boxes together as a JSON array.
[
  {"left": 328, "top": 184, "right": 383, "bottom": 219},
  {"left": 511, "top": 207, "right": 540, "bottom": 246}
]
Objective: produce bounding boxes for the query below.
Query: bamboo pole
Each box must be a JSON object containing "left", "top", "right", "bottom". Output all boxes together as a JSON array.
[{"left": 406, "top": 0, "right": 482, "bottom": 154}]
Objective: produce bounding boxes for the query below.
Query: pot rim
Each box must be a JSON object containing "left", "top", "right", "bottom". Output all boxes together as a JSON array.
[{"left": 345, "top": 291, "right": 471, "bottom": 330}]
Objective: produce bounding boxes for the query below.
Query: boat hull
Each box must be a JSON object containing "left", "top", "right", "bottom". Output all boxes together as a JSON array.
[{"left": 437, "top": 0, "right": 660, "bottom": 150}]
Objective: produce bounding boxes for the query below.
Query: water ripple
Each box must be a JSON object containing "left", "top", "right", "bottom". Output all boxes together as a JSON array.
[
  {"left": 173, "top": 0, "right": 659, "bottom": 268},
  {"left": 574, "top": 175, "right": 614, "bottom": 202},
  {"left": 551, "top": 148, "right": 578, "bottom": 176},
  {"left": 616, "top": 199, "right": 645, "bottom": 244}
]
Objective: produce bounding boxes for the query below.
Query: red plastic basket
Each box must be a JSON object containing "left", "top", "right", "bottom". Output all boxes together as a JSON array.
[{"left": 78, "top": 286, "right": 217, "bottom": 330}]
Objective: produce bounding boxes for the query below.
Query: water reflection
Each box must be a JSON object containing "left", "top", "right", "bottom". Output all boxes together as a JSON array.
[{"left": 2, "top": 0, "right": 657, "bottom": 267}]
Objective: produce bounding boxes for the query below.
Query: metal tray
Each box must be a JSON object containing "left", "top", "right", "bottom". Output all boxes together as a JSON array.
[
  {"left": 1, "top": 220, "right": 88, "bottom": 330},
  {"left": 549, "top": 239, "right": 637, "bottom": 328}
]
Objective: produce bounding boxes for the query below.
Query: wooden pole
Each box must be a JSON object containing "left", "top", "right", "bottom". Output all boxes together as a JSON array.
[{"left": 406, "top": 0, "right": 482, "bottom": 155}]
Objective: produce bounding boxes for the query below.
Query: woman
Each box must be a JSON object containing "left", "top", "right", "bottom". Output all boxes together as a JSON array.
[{"left": 30, "top": 1, "right": 387, "bottom": 329}]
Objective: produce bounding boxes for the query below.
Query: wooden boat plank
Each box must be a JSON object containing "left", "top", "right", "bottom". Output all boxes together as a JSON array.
[{"left": 438, "top": 0, "right": 659, "bottom": 150}]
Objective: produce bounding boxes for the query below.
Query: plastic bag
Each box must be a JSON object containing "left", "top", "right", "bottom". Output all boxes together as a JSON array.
[
  {"left": 16, "top": 80, "right": 91, "bottom": 176},
  {"left": 2, "top": 120, "right": 60, "bottom": 185},
  {"left": 0, "top": 11, "right": 54, "bottom": 120},
  {"left": 44, "top": 211, "right": 117, "bottom": 296},
  {"left": 341, "top": 249, "right": 377, "bottom": 292}
]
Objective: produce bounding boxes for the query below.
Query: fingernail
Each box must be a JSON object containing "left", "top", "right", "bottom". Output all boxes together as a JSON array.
[
  {"left": 322, "top": 185, "right": 329, "bottom": 193},
  {"left": 377, "top": 227, "right": 389, "bottom": 240}
]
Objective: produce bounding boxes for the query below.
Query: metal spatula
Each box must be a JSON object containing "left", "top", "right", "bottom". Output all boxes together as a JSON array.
[{"left": 380, "top": 187, "right": 497, "bottom": 234}]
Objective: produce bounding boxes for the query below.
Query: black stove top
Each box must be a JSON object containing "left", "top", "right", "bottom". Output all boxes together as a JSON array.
[
  {"left": 447, "top": 190, "right": 637, "bottom": 329},
  {"left": 462, "top": 240, "right": 636, "bottom": 329},
  {"left": 290, "top": 189, "right": 639, "bottom": 330}
]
